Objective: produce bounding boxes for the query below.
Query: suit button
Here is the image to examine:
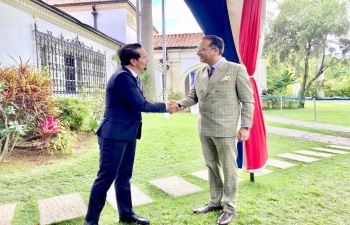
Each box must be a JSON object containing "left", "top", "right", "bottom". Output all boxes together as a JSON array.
[
  {"left": 211, "top": 111, "right": 214, "bottom": 113},
  {"left": 211, "top": 100, "right": 215, "bottom": 103},
  {"left": 202, "top": 109, "right": 205, "bottom": 112},
  {"left": 215, "top": 90, "right": 219, "bottom": 92}
]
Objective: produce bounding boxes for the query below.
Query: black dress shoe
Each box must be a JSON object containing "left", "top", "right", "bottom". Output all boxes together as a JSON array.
[
  {"left": 217, "top": 211, "right": 235, "bottom": 225},
  {"left": 193, "top": 204, "right": 223, "bottom": 214},
  {"left": 119, "top": 214, "right": 150, "bottom": 224}
]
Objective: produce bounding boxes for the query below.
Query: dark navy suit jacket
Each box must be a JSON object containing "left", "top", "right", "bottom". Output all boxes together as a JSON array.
[{"left": 96, "top": 66, "right": 166, "bottom": 141}]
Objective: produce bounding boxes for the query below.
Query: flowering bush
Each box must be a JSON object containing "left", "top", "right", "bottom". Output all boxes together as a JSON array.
[{"left": 0, "top": 58, "right": 58, "bottom": 161}]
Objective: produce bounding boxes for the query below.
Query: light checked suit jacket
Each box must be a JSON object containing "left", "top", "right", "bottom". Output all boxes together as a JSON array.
[{"left": 180, "top": 58, "right": 254, "bottom": 137}]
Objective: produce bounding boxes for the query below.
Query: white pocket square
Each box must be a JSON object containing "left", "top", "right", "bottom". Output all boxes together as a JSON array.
[{"left": 221, "top": 76, "right": 231, "bottom": 82}]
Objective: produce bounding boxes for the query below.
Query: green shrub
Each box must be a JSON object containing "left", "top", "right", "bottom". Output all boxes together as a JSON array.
[
  {"left": 56, "top": 97, "right": 90, "bottom": 131},
  {"left": 261, "top": 89, "right": 301, "bottom": 110},
  {"left": 168, "top": 89, "right": 185, "bottom": 101},
  {"left": 78, "top": 84, "right": 106, "bottom": 132}
]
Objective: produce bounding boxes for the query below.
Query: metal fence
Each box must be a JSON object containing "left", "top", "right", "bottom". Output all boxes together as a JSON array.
[{"left": 34, "top": 23, "right": 106, "bottom": 96}]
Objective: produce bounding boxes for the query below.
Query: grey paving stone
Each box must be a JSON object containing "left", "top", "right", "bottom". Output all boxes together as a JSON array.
[
  {"left": 191, "top": 170, "right": 243, "bottom": 182},
  {"left": 276, "top": 153, "right": 319, "bottom": 163},
  {"left": 149, "top": 176, "right": 202, "bottom": 197},
  {"left": 267, "top": 158, "right": 297, "bottom": 169},
  {"left": 296, "top": 150, "right": 333, "bottom": 158},
  {"left": 191, "top": 170, "right": 209, "bottom": 181},
  {"left": 328, "top": 145, "right": 350, "bottom": 151},
  {"left": 0, "top": 203, "right": 16, "bottom": 225},
  {"left": 38, "top": 193, "right": 87, "bottom": 225},
  {"left": 255, "top": 169, "right": 273, "bottom": 176},
  {"left": 311, "top": 147, "right": 348, "bottom": 155},
  {"left": 107, "top": 184, "right": 153, "bottom": 209}
]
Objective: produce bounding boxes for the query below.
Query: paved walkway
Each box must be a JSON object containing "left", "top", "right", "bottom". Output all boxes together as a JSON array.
[
  {"left": 266, "top": 126, "right": 350, "bottom": 147},
  {"left": 264, "top": 115, "right": 350, "bottom": 133}
]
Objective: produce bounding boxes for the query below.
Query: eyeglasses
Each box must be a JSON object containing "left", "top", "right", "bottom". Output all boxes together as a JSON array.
[
  {"left": 196, "top": 47, "right": 218, "bottom": 52},
  {"left": 196, "top": 47, "right": 205, "bottom": 52}
]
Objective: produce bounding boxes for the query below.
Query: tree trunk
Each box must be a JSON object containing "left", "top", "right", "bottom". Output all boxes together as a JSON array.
[
  {"left": 300, "top": 53, "right": 310, "bottom": 108},
  {"left": 315, "top": 39, "right": 326, "bottom": 98},
  {"left": 140, "top": 0, "right": 157, "bottom": 100}
]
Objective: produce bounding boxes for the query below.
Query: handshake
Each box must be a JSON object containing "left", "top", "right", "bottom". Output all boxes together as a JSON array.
[{"left": 165, "top": 101, "right": 186, "bottom": 114}]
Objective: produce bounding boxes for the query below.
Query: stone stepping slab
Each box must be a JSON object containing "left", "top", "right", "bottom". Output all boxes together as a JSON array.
[
  {"left": 149, "top": 176, "right": 202, "bottom": 197},
  {"left": 38, "top": 193, "right": 87, "bottom": 225},
  {"left": 107, "top": 184, "right": 153, "bottom": 209},
  {"left": 0, "top": 203, "right": 16, "bottom": 225},
  {"left": 191, "top": 170, "right": 243, "bottom": 182},
  {"left": 267, "top": 158, "right": 297, "bottom": 169},
  {"left": 255, "top": 169, "right": 273, "bottom": 176},
  {"left": 311, "top": 147, "right": 348, "bottom": 155},
  {"left": 296, "top": 150, "right": 333, "bottom": 158},
  {"left": 276, "top": 153, "right": 319, "bottom": 163},
  {"left": 328, "top": 145, "right": 350, "bottom": 151}
]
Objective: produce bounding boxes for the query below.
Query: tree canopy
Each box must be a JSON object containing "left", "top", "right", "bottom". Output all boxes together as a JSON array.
[{"left": 264, "top": 0, "right": 350, "bottom": 104}]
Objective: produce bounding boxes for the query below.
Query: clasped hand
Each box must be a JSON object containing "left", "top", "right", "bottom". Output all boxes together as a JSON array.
[{"left": 166, "top": 101, "right": 180, "bottom": 114}]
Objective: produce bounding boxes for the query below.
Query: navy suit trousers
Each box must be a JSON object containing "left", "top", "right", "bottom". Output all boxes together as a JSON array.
[{"left": 85, "top": 136, "right": 136, "bottom": 222}]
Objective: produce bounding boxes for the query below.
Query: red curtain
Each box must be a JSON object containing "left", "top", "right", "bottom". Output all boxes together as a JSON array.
[{"left": 239, "top": 0, "right": 268, "bottom": 170}]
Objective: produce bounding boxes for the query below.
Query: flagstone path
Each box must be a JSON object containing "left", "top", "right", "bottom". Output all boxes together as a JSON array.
[
  {"left": 107, "top": 184, "right": 154, "bottom": 210},
  {"left": 295, "top": 150, "right": 333, "bottom": 158},
  {"left": 311, "top": 147, "right": 349, "bottom": 154},
  {"left": 149, "top": 176, "right": 203, "bottom": 197},
  {"left": 38, "top": 193, "right": 87, "bottom": 225},
  {"left": 0, "top": 203, "right": 16, "bottom": 225}
]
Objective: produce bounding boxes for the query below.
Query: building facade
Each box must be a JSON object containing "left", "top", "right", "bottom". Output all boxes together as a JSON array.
[{"left": 0, "top": 0, "right": 123, "bottom": 95}]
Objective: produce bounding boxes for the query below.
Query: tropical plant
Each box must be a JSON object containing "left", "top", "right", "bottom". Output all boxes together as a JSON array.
[
  {"left": 34, "top": 115, "right": 60, "bottom": 149},
  {"left": 0, "top": 58, "right": 57, "bottom": 161},
  {"left": 272, "top": 69, "right": 298, "bottom": 94}
]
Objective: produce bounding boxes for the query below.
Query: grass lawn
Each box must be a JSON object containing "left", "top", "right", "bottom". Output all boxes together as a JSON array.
[
  {"left": 262, "top": 100, "right": 350, "bottom": 127},
  {"left": 1, "top": 110, "right": 350, "bottom": 224}
]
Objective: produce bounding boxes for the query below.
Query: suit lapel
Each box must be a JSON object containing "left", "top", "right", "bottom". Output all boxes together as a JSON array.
[
  {"left": 204, "top": 59, "right": 229, "bottom": 96},
  {"left": 122, "top": 66, "right": 144, "bottom": 95}
]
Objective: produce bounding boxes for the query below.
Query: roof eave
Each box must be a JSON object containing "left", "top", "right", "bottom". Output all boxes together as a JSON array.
[{"left": 33, "top": 0, "right": 125, "bottom": 47}]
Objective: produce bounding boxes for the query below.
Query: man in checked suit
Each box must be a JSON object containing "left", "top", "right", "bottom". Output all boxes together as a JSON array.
[
  {"left": 178, "top": 35, "right": 254, "bottom": 225},
  {"left": 84, "top": 43, "right": 178, "bottom": 225}
]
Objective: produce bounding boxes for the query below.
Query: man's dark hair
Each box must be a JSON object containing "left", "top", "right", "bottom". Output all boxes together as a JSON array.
[
  {"left": 118, "top": 43, "right": 142, "bottom": 66},
  {"left": 202, "top": 35, "right": 225, "bottom": 55}
]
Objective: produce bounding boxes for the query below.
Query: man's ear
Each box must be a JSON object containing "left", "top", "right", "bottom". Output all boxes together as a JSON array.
[{"left": 130, "top": 58, "right": 136, "bottom": 66}]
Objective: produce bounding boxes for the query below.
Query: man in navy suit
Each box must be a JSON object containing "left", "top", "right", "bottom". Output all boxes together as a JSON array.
[{"left": 84, "top": 43, "right": 178, "bottom": 225}]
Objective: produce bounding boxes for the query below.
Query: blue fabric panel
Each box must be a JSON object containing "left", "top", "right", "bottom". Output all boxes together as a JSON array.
[
  {"left": 184, "top": 0, "right": 240, "bottom": 63},
  {"left": 236, "top": 141, "right": 243, "bottom": 168},
  {"left": 190, "top": 72, "right": 195, "bottom": 87}
]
